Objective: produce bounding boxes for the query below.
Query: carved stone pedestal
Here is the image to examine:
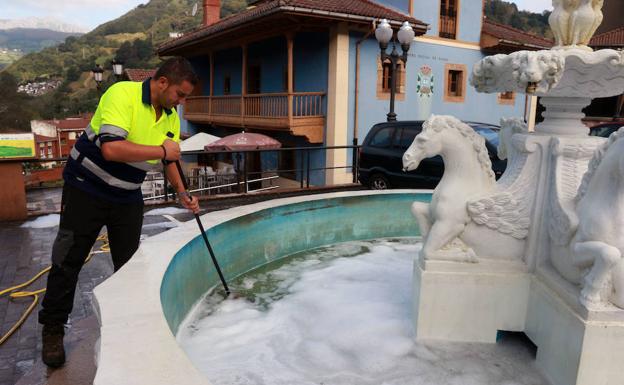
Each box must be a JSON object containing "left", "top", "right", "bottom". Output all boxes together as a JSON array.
[
  {"left": 414, "top": 258, "right": 624, "bottom": 385},
  {"left": 526, "top": 269, "right": 624, "bottom": 385},
  {"left": 413, "top": 258, "right": 530, "bottom": 343}
]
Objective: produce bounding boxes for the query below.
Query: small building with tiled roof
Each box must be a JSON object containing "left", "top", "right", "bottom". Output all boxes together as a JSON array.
[
  {"left": 123, "top": 69, "right": 156, "bottom": 82},
  {"left": 158, "top": 0, "right": 533, "bottom": 186},
  {"left": 590, "top": 26, "right": 624, "bottom": 49},
  {"left": 31, "top": 115, "right": 91, "bottom": 158},
  {"left": 34, "top": 134, "right": 58, "bottom": 160},
  {"left": 480, "top": 19, "right": 553, "bottom": 53}
]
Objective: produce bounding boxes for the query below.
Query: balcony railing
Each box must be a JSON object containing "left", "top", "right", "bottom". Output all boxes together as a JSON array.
[{"left": 184, "top": 92, "right": 326, "bottom": 143}]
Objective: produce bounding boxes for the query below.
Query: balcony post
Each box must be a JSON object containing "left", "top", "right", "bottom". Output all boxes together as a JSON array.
[
  {"left": 209, "top": 52, "right": 214, "bottom": 117},
  {"left": 287, "top": 32, "right": 294, "bottom": 127},
  {"left": 241, "top": 44, "right": 247, "bottom": 128}
]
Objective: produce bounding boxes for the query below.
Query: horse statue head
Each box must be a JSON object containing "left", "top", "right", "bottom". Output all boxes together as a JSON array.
[
  {"left": 402, "top": 115, "right": 447, "bottom": 172},
  {"left": 402, "top": 115, "right": 495, "bottom": 182}
]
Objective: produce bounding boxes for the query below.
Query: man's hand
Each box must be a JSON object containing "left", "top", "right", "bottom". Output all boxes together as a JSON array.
[
  {"left": 179, "top": 191, "right": 200, "bottom": 214},
  {"left": 162, "top": 139, "right": 181, "bottom": 161}
]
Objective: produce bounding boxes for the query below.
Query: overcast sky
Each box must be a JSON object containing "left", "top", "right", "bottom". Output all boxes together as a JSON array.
[{"left": 0, "top": 0, "right": 551, "bottom": 32}]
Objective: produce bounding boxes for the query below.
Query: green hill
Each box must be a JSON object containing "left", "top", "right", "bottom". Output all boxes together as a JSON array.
[
  {"left": 0, "top": 28, "right": 82, "bottom": 70},
  {"left": 0, "top": 0, "right": 247, "bottom": 125},
  {"left": 5, "top": 0, "right": 248, "bottom": 82},
  {"left": 484, "top": 0, "right": 552, "bottom": 39}
]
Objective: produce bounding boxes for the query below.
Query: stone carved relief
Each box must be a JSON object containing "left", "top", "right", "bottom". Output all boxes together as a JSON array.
[
  {"left": 403, "top": 115, "right": 531, "bottom": 263},
  {"left": 550, "top": 0, "right": 604, "bottom": 49},
  {"left": 472, "top": 49, "right": 624, "bottom": 98},
  {"left": 547, "top": 138, "right": 601, "bottom": 248},
  {"left": 548, "top": 129, "right": 624, "bottom": 308},
  {"left": 472, "top": 51, "right": 564, "bottom": 95}
]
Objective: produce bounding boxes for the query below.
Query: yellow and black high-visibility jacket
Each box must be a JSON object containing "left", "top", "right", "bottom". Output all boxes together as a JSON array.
[{"left": 64, "top": 78, "right": 180, "bottom": 203}]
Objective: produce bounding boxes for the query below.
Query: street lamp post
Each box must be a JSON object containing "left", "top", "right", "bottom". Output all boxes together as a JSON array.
[
  {"left": 91, "top": 64, "right": 104, "bottom": 90},
  {"left": 375, "top": 19, "right": 415, "bottom": 122},
  {"left": 111, "top": 59, "right": 124, "bottom": 81}
]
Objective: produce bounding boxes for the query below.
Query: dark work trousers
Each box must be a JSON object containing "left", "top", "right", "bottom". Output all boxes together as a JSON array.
[{"left": 38, "top": 184, "right": 143, "bottom": 326}]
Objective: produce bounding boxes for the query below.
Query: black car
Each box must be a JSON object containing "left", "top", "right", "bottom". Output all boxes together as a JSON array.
[
  {"left": 589, "top": 122, "right": 623, "bottom": 138},
  {"left": 358, "top": 120, "right": 507, "bottom": 189}
]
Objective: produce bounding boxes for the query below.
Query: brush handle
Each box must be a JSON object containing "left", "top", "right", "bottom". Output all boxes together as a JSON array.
[{"left": 166, "top": 132, "right": 231, "bottom": 295}]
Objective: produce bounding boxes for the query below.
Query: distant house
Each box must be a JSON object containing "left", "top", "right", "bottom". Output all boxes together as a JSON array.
[
  {"left": 157, "top": 0, "right": 551, "bottom": 186},
  {"left": 34, "top": 134, "right": 57, "bottom": 161},
  {"left": 31, "top": 115, "right": 91, "bottom": 158}
]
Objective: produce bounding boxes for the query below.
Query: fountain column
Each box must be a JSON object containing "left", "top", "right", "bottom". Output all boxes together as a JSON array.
[{"left": 411, "top": 2, "right": 624, "bottom": 384}]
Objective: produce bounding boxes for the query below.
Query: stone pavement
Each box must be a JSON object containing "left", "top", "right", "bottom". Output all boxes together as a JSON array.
[
  {"left": 25, "top": 189, "right": 62, "bottom": 216},
  {"left": 1, "top": 184, "right": 363, "bottom": 385}
]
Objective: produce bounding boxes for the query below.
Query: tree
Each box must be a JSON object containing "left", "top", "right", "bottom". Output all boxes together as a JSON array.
[
  {"left": 222, "top": 0, "right": 248, "bottom": 17},
  {"left": 0, "top": 72, "right": 35, "bottom": 132}
]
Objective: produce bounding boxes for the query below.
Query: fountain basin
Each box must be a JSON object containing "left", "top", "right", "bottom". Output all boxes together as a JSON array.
[{"left": 92, "top": 190, "right": 431, "bottom": 385}]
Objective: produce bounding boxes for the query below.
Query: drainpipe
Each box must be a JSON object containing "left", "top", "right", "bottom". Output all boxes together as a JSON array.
[
  {"left": 353, "top": 21, "right": 376, "bottom": 153},
  {"left": 352, "top": 22, "right": 376, "bottom": 181},
  {"left": 56, "top": 127, "right": 62, "bottom": 158}
]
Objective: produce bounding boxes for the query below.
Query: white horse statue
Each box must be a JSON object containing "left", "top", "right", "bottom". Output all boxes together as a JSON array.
[
  {"left": 552, "top": 127, "right": 624, "bottom": 308},
  {"left": 403, "top": 115, "right": 528, "bottom": 262}
]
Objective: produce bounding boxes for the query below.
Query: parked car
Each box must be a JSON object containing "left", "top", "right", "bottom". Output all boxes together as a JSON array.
[
  {"left": 589, "top": 122, "right": 623, "bottom": 138},
  {"left": 358, "top": 120, "right": 506, "bottom": 189}
]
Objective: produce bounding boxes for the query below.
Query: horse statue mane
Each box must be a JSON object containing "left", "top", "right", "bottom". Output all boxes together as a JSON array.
[
  {"left": 576, "top": 126, "right": 624, "bottom": 201},
  {"left": 425, "top": 115, "right": 496, "bottom": 181}
]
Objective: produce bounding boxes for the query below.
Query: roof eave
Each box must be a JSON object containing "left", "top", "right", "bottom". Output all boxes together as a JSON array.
[{"left": 158, "top": 6, "right": 428, "bottom": 56}]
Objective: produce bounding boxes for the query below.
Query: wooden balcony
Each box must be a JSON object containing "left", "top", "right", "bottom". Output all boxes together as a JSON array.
[{"left": 184, "top": 92, "right": 326, "bottom": 143}]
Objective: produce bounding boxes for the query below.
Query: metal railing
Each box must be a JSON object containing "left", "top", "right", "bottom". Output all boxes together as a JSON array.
[
  {"left": 175, "top": 145, "right": 360, "bottom": 197},
  {"left": 21, "top": 145, "right": 361, "bottom": 203}
]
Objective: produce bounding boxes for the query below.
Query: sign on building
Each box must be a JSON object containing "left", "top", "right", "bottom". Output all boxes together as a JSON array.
[{"left": 0, "top": 133, "right": 36, "bottom": 159}]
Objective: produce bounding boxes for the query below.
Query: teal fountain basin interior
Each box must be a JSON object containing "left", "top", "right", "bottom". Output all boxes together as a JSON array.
[{"left": 92, "top": 190, "right": 431, "bottom": 385}]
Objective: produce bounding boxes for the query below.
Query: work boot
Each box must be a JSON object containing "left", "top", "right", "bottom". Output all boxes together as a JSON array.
[{"left": 42, "top": 324, "right": 65, "bottom": 368}]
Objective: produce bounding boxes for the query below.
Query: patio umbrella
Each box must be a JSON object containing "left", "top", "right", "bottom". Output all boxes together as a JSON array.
[{"left": 203, "top": 131, "right": 281, "bottom": 152}]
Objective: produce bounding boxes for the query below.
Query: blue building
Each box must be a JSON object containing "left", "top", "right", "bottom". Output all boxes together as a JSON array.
[{"left": 158, "top": 0, "right": 551, "bottom": 186}]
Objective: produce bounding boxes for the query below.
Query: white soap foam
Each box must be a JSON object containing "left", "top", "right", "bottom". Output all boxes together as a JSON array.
[
  {"left": 20, "top": 214, "right": 60, "bottom": 228},
  {"left": 178, "top": 240, "right": 545, "bottom": 385},
  {"left": 141, "top": 221, "right": 179, "bottom": 230},
  {"left": 144, "top": 207, "right": 189, "bottom": 216}
]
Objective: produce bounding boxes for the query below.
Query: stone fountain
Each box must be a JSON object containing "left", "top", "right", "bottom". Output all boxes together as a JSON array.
[{"left": 405, "top": 1, "right": 624, "bottom": 385}]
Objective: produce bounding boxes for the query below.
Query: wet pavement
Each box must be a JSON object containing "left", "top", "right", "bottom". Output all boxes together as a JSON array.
[{"left": 2, "top": 184, "right": 363, "bottom": 385}]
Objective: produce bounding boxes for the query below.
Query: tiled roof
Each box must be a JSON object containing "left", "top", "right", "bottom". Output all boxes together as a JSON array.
[
  {"left": 481, "top": 19, "right": 553, "bottom": 51},
  {"left": 590, "top": 26, "right": 624, "bottom": 48},
  {"left": 124, "top": 68, "right": 156, "bottom": 82},
  {"left": 45, "top": 117, "right": 91, "bottom": 130},
  {"left": 159, "top": 0, "right": 427, "bottom": 54},
  {"left": 34, "top": 134, "right": 56, "bottom": 142}
]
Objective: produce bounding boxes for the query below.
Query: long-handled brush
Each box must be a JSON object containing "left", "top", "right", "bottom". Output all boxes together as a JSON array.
[{"left": 167, "top": 132, "right": 230, "bottom": 296}]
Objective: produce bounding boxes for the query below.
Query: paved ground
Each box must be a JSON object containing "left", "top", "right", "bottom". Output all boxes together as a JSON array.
[{"left": 1, "top": 184, "right": 364, "bottom": 385}]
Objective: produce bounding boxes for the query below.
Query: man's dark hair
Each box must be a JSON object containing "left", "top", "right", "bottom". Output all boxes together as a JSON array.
[{"left": 154, "top": 57, "right": 199, "bottom": 86}]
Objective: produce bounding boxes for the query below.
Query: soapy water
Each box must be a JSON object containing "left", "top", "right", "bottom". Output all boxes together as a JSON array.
[
  {"left": 177, "top": 239, "right": 546, "bottom": 385},
  {"left": 20, "top": 214, "right": 60, "bottom": 228}
]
